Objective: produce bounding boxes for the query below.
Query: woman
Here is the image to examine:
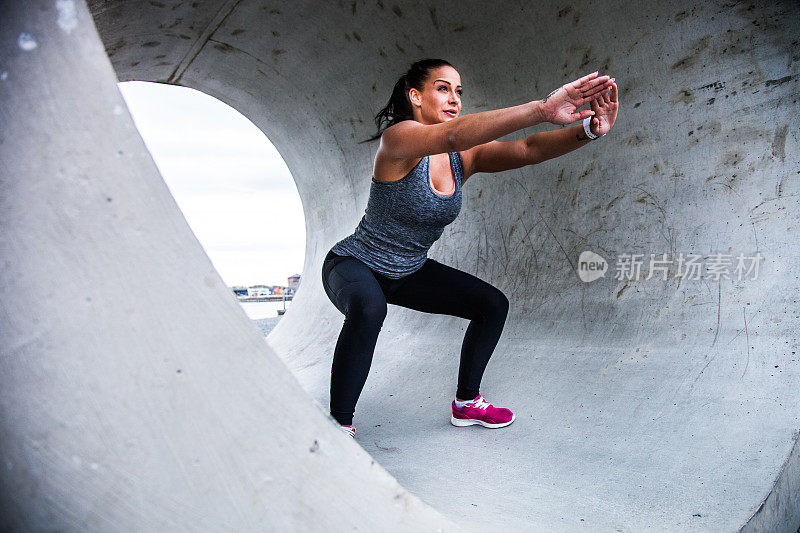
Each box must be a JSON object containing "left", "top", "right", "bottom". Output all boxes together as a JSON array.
[{"left": 322, "top": 59, "right": 619, "bottom": 439}]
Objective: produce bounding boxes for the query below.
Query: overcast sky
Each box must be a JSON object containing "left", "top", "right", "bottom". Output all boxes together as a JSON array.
[{"left": 118, "top": 81, "right": 305, "bottom": 288}]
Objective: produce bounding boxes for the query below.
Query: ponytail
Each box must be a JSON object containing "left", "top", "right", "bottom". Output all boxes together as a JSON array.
[{"left": 361, "top": 58, "right": 453, "bottom": 143}]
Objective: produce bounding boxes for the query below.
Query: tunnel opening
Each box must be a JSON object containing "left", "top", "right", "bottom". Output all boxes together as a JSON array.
[{"left": 118, "top": 80, "right": 305, "bottom": 333}]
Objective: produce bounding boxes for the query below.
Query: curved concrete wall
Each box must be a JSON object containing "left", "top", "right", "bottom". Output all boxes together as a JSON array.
[
  {"left": 2, "top": 0, "right": 799, "bottom": 531},
  {"left": 0, "top": 2, "right": 457, "bottom": 531}
]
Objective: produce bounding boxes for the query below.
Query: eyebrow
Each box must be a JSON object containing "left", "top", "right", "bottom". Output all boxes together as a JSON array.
[{"left": 434, "top": 79, "right": 463, "bottom": 88}]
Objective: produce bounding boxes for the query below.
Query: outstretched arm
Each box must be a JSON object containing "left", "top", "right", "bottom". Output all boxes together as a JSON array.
[
  {"left": 379, "top": 72, "right": 613, "bottom": 160},
  {"left": 463, "top": 79, "right": 619, "bottom": 177}
]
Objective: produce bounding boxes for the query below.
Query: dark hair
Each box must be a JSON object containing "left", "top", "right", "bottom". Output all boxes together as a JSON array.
[{"left": 361, "top": 58, "right": 454, "bottom": 143}]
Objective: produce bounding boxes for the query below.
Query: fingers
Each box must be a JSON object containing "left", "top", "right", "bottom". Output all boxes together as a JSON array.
[
  {"left": 576, "top": 86, "right": 609, "bottom": 108},
  {"left": 610, "top": 80, "right": 618, "bottom": 103},
  {"left": 573, "top": 71, "right": 599, "bottom": 86},
  {"left": 572, "top": 109, "right": 595, "bottom": 120},
  {"left": 580, "top": 77, "right": 613, "bottom": 98},
  {"left": 579, "top": 75, "right": 611, "bottom": 93},
  {"left": 602, "top": 84, "right": 611, "bottom": 104}
]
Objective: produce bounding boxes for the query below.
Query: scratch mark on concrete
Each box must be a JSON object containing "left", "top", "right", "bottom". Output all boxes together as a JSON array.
[
  {"left": 537, "top": 212, "right": 575, "bottom": 272},
  {"left": 741, "top": 307, "right": 750, "bottom": 378},
  {"left": 168, "top": 0, "right": 245, "bottom": 84},
  {"left": 750, "top": 221, "right": 760, "bottom": 254},
  {"left": 711, "top": 280, "right": 721, "bottom": 347}
]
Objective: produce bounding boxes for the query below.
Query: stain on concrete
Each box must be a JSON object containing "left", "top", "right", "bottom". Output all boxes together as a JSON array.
[
  {"left": 213, "top": 42, "right": 233, "bottom": 53},
  {"left": 772, "top": 124, "right": 788, "bottom": 162},
  {"left": 765, "top": 75, "right": 793, "bottom": 87},
  {"left": 579, "top": 46, "right": 593, "bottom": 70},
  {"left": 706, "top": 97, "right": 715, "bottom": 105},
  {"left": 142, "top": 41, "right": 160, "bottom": 48},
  {"left": 625, "top": 131, "right": 648, "bottom": 146},
  {"left": 578, "top": 161, "right": 596, "bottom": 180},
  {"left": 392, "top": 5, "right": 403, "bottom": 17},
  {"left": 179, "top": 34, "right": 191, "bottom": 40},
  {"left": 699, "top": 81, "right": 725, "bottom": 92},
  {"left": 352, "top": 31, "right": 362, "bottom": 42},
  {"left": 616, "top": 281, "right": 629, "bottom": 298},
  {"left": 557, "top": 6, "right": 573, "bottom": 18},
  {"left": 671, "top": 88, "right": 695, "bottom": 106},
  {"left": 107, "top": 38, "right": 127, "bottom": 57},
  {"left": 777, "top": 174, "right": 787, "bottom": 197},
  {"left": 674, "top": 10, "right": 690, "bottom": 22},
  {"left": 722, "top": 151, "right": 743, "bottom": 167},
  {"left": 606, "top": 193, "right": 625, "bottom": 211},
  {"left": 428, "top": 6, "right": 440, "bottom": 30},
  {"left": 717, "top": 28, "right": 750, "bottom": 56},
  {"left": 272, "top": 49, "right": 286, "bottom": 61},
  {"left": 149, "top": 1, "right": 165, "bottom": 7},
  {"left": 231, "top": 29, "right": 245, "bottom": 36},
  {"left": 670, "top": 35, "right": 711, "bottom": 71},
  {"left": 395, "top": 42, "right": 405, "bottom": 54}
]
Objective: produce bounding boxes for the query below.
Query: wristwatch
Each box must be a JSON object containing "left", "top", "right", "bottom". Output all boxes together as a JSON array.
[{"left": 583, "top": 117, "right": 603, "bottom": 140}]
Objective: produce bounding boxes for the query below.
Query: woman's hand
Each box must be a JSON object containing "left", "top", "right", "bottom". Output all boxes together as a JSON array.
[
  {"left": 587, "top": 79, "right": 618, "bottom": 136},
  {"left": 539, "top": 72, "right": 613, "bottom": 125}
]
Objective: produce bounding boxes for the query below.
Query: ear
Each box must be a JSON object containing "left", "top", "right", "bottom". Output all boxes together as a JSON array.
[{"left": 408, "top": 87, "right": 422, "bottom": 108}]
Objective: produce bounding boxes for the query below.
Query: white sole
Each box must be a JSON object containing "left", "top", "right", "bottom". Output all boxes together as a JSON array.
[{"left": 450, "top": 413, "right": 515, "bottom": 429}]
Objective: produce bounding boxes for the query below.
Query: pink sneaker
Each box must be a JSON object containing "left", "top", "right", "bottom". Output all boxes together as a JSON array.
[
  {"left": 339, "top": 425, "right": 355, "bottom": 439},
  {"left": 451, "top": 395, "right": 515, "bottom": 428}
]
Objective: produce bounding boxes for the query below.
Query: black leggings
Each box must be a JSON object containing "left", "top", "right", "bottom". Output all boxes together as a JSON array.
[{"left": 321, "top": 250, "right": 509, "bottom": 426}]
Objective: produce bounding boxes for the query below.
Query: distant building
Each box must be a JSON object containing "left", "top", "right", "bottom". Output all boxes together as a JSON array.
[
  {"left": 231, "top": 286, "right": 248, "bottom": 298},
  {"left": 248, "top": 285, "right": 271, "bottom": 298},
  {"left": 288, "top": 274, "right": 301, "bottom": 287}
]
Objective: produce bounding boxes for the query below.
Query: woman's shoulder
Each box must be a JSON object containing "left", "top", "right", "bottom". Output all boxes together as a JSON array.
[
  {"left": 374, "top": 121, "right": 425, "bottom": 181},
  {"left": 381, "top": 119, "right": 422, "bottom": 139}
]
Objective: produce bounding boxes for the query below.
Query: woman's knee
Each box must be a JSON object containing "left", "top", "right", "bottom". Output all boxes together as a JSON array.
[
  {"left": 483, "top": 287, "right": 509, "bottom": 321},
  {"left": 345, "top": 292, "right": 388, "bottom": 325}
]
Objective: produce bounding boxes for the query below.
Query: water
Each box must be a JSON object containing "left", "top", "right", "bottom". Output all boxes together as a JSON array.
[{"left": 239, "top": 300, "right": 291, "bottom": 320}]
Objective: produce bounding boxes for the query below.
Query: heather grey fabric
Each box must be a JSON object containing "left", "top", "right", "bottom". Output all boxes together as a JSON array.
[{"left": 331, "top": 151, "right": 463, "bottom": 278}]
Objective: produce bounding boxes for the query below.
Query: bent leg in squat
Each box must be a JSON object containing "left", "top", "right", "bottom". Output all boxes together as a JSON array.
[
  {"left": 321, "top": 253, "right": 388, "bottom": 426},
  {"left": 386, "top": 259, "right": 509, "bottom": 401}
]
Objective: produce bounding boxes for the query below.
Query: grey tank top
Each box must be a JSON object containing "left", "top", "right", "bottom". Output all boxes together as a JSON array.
[{"left": 330, "top": 151, "right": 463, "bottom": 279}]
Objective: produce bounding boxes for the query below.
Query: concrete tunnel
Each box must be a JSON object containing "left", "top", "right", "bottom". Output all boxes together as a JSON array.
[{"left": 1, "top": 0, "right": 799, "bottom": 531}]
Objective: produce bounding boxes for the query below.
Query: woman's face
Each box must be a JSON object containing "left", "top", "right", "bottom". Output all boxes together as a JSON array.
[{"left": 410, "top": 65, "right": 462, "bottom": 124}]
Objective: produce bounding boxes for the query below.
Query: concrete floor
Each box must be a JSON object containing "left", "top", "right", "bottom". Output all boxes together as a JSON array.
[{"left": 2, "top": 0, "right": 799, "bottom": 531}]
